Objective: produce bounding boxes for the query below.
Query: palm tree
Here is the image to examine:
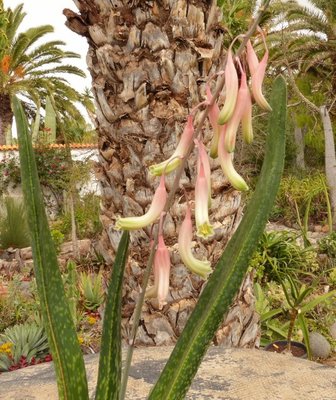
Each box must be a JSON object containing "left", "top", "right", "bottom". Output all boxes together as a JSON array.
[
  {"left": 268, "top": 0, "right": 336, "bottom": 104},
  {"left": 65, "top": 0, "right": 260, "bottom": 346},
  {"left": 266, "top": 0, "right": 336, "bottom": 226},
  {"left": 0, "top": 2, "right": 87, "bottom": 145}
]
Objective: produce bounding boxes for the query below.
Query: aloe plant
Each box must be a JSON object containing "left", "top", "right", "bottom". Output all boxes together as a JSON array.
[
  {"left": 0, "top": 322, "right": 49, "bottom": 371},
  {"left": 14, "top": 95, "right": 130, "bottom": 400},
  {"left": 13, "top": 97, "right": 89, "bottom": 400},
  {"left": 12, "top": 8, "right": 287, "bottom": 399},
  {"left": 79, "top": 271, "right": 105, "bottom": 311},
  {"left": 0, "top": 196, "right": 31, "bottom": 249},
  {"left": 149, "top": 75, "right": 287, "bottom": 400}
]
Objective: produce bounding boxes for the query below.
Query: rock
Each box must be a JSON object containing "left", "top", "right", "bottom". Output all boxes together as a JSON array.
[
  {"left": 0, "top": 282, "right": 8, "bottom": 298},
  {"left": 314, "top": 225, "right": 322, "bottom": 232},
  {"left": 321, "top": 225, "right": 330, "bottom": 233},
  {"left": 19, "top": 246, "right": 33, "bottom": 260},
  {"left": 329, "top": 322, "right": 336, "bottom": 340},
  {"left": 309, "top": 332, "right": 331, "bottom": 359}
]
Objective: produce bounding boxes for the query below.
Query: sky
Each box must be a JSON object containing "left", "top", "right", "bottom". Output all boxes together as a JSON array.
[{"left": 4, "top": 0, "right": 91, "bottom": 92}]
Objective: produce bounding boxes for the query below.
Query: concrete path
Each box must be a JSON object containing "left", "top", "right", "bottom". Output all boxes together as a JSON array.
[{"left": 0, "top": 346, "right": 335, "bottom": 399}]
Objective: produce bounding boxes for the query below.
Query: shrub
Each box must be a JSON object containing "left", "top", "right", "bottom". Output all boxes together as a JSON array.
[
  {"left": 318, "top": 232, "right": 336, "bottom": 260},
  {"left": 0, "top": 147, "right": 90, "bottom": 201},
  {"left": 250, "top": 230, "right": 319, "bottom": 283},
  {"left": 0, "top": 276, "right": 40, "bottom": 331},
  {"left": 270, "top": 173, "right": 328, "bottom": 226},
  {"left": 53, "top": 192, "right": 102, "bottom": 240},
  {"left": 50, "top": 229, "right": 65, "bottom": 253}
]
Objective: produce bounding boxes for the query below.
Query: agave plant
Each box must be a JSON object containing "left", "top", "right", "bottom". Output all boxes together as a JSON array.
[
  {"left": 79, "top": 271, "right": 105, "bottom": 312},
  {"left": 0, "top": 196, "right": 30, "bottom": 249}
]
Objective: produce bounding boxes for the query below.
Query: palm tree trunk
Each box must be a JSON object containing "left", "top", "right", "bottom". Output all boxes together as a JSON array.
[
  {"left": 0, "top": 93, "right": 12, "bottom": 145},
  {"left": 65, "top": 0, "right": 260, "bottom": 347},
  {"left": 294, "top": 124, "right": 305, "bottom": 171},
  {"left": 320, "top": 105, "right": 336, "bottom": 226}
]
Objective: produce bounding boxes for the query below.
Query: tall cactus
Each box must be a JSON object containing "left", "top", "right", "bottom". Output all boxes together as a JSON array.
[
  {"left": 44, "top": 96, "right": 56, "bottom": 143},
  {"left": 149, "top": 75, "right": 287, "bottom": 400}
]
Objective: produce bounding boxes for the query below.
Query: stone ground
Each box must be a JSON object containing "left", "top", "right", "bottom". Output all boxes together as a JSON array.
[{"left": 1, "top": 346, "right": 336, "bottom": 400}]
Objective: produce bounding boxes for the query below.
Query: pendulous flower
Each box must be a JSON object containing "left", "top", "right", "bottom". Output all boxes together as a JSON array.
[
  {"left": 224, "top": 68, "right": 252, "bottom": 153},
  {"left": 205, "top": 84, "right": 224, "bottom": 158},
  {"left": 178, "top": 207, "right": 212, "bottom": 278},
  {"left": 249, "top": 31, "right": 272, "bottom": 112},
  {"left": 115, "top": 175, "right": 167, "bottom": 230},
  {"left": 241, "top": 76, "right": 253, "bottom": 145},
  {"left": 195, "top": 143, "right": 214, "bottom": 239},
  {"left": 196, "top": 138, "right": 212, "bottom": 206},
  {"left": 146, "top": 233, "right": 171, "bottom": 309},
  {"left": 218, "top": 49, "right": 238, "bottom": 125},
  {"left": 218, "top": 127, "right": 249, "bottom": 192},
  {"left": 149, "top": 115, "right": 194, "bottom": 176},
  {"left": 246, "top": 39, "right": 259, "bottom": 75}
]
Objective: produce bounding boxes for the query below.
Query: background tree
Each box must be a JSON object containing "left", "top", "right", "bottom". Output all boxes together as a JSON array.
[
  {"left": 265, "top": 0, "right": 336, "bottom": 226},
  {"left": 65, "top": 0, "right": 260, "bottom": 346},
  {"left": 0, "top": 3, "right": 87, "bottom": 145}
]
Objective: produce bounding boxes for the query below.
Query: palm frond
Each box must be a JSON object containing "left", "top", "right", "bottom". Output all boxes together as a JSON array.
[{"left": 4, "top": 4, "right": 25, "bottom": 43}]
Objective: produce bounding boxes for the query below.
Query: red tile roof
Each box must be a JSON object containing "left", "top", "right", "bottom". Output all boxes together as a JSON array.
[{"left": 0, "top": 143, "right": 97, "bottom": 152}]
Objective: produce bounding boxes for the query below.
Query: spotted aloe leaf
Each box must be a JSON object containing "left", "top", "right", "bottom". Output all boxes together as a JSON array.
[
  {"left": 13, "top": 97, "right": 89, "bottom": 400},
  {"left": 149, "top": 75, "right": 287, "bottom": 400}
]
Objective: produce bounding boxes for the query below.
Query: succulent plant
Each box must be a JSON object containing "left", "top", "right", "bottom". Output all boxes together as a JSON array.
[{"left": 0, "top": 322, "right": 49, "bottom": 371}]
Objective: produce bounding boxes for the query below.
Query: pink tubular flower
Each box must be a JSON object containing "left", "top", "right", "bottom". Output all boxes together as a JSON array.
[
  {"left": 115, "top": 175, "right": 167, "bottom": 230},
  {"left": 241, "top": 84, "right": 253, "bottom": 144},
  {"left": 195, "top": 145, "right": 214, "bottom": 239},
  {"left": 246, "top": 39, "right": 259, "bottom": 75},
  {"left": 146, "top": 234, "right": 171, "bottom": 309},
  {"left": 196, "top": 139, "right": 211, "bottom": 206},
  {"left": 224, "top": 69, "right": 251, "bottom": 153},
  {"left": 218, "top": 128, "right": 249, "bottom": 192},
  {"left": 205, "top": 85, "right": 225, "bottom": 158},
  {"left": 178, "top": 207, "right": 212, "bottom": 278},
  {"left": 149, "top": 115, "right": 194, "bottom": 176},
  {"left": 251, "top": 50, "right": 272, "bottom": 111},
  {"left": 248, "top": 31, "right": 272, "bottom": 112},
  {"left": 218, "top": 49, "right": 238, "bottom": 125}
]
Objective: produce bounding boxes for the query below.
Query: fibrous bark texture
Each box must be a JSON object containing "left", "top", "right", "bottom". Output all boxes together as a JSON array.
[
  {"left": 65, "top": 0, "right": 259, "bottom": 347},
  {"left": 0, "top": 93, "right": 12, "bottom": 145},
  {"left": 294, "top": 124, "right": 305, "bottom": 171},
  {"left": 320, "top": 105, "right": 336, "bottom": 226}
]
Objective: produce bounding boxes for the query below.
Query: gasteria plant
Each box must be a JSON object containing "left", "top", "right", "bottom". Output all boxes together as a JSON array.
[{"left": 13, "top": 2, "right": 288, "bottom": 399}]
